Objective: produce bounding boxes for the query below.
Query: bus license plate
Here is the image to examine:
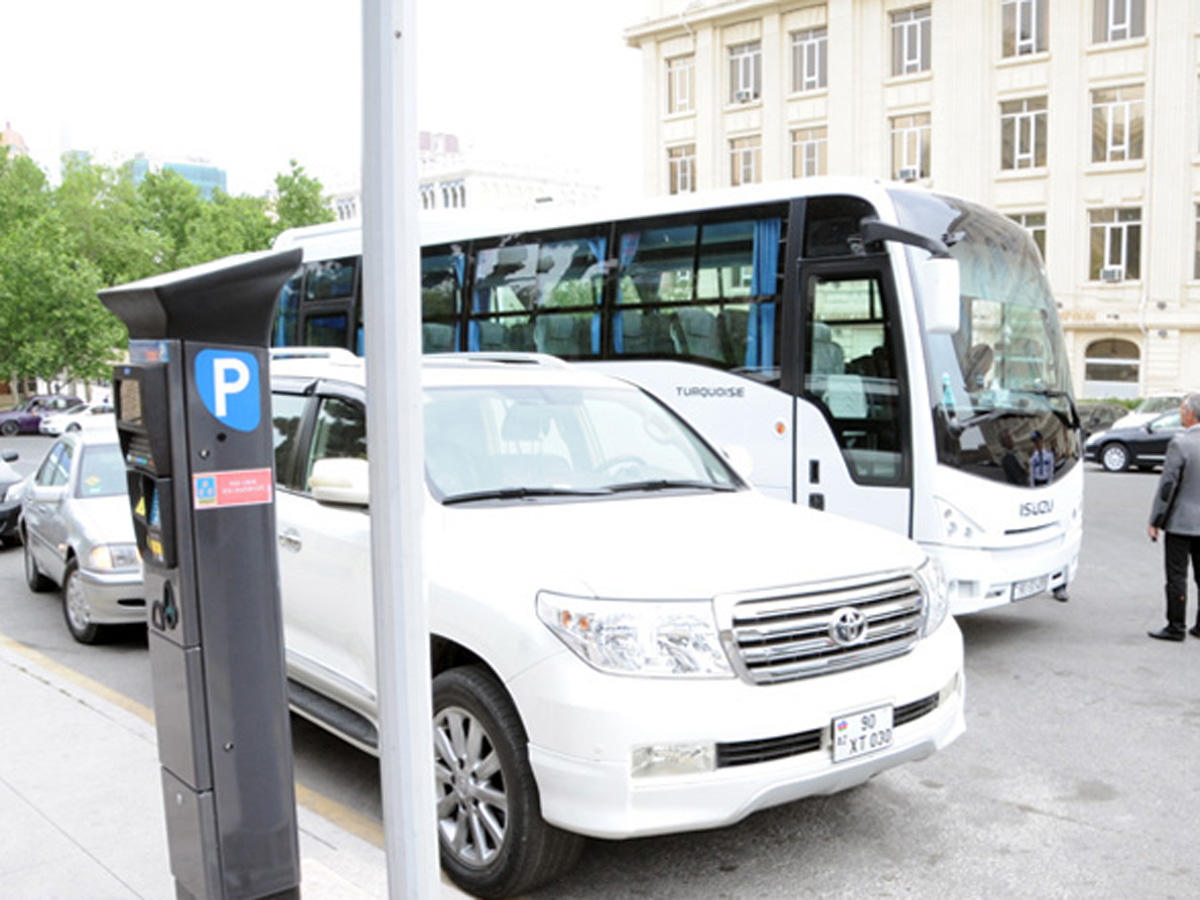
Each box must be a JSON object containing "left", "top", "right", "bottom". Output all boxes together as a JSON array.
[
  {"left": 832, "top": 704, "right": 894, "bottom": 763},
  {"left": 1012, "top": 574, "right": 1048, "bottom": 601}
]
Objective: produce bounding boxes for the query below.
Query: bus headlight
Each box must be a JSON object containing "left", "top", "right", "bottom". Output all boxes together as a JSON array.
[
  {"left": 915, "top": 557, "right": 949, "bottom": 637},
  {"left": 536, "top": 592, "right": 734, "bottom": 678},
  {"left": 934, "top": 497, "right": 984, "bottom": 544}
]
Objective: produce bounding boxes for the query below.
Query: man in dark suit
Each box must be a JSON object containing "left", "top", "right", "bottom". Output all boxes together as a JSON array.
[{"left": 1147, "top": 393, "right": 1200, "bottom": 641}]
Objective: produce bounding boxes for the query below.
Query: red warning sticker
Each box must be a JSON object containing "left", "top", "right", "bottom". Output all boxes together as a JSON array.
[{"left": 193, "top": 468, "right": 273, "bottom": 510}]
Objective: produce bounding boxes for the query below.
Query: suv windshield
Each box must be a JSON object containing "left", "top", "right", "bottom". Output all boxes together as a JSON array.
[
  {"left": 890, "top": 189, "right": 1079, "bottom": 486},
  {"left": 424, "top": 384, "right": 740, "bottom": 502}
]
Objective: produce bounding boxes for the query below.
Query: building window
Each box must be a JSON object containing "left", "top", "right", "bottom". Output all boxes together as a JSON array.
[
  {"left": 729, "top": 41, "right": 762, "bottom": 103},
  {"left": 1002, "top": 0, "right": 1047, "bottom": 56},
  {"left": 420, "top": 184, "right": 436, "bottom": 209},
  {"left": 791, "top": 27, "right": 827, "bottom": 92},
  {"left": 667, "top": 56, "right": 694, "bottom": 114},
  {"left": 1091, "top": 85, "right": 1144, "bottom": 163},
  {"left": 1093, "top": 0, "right": 1145, "bottom": 43},
  {"left": 1084, "top": 338, "right": 1140, "bottom": 398},
  {"left": 729, "top": 135, "right": 762, "bottom": 186},
  {"left": 668, "top": 145, "right": 696, "bottom": 194},
  {"left": 791, "top": 126, "right": 828, "bottom": 177},
  {"left": 1089, "top": 207, "right": 1141, "bottom": 281},
  {"left": 1194, "top": 204, "right": 1200, "bottom": 280},
  {"left": 1008, "top": 211, "right": 1047, "bottom": 261},
  {"left": 1000, "top": 96, "right": 1047, "bottom": 169},
  {"left": 890, "top": 112, "right": 931, "bottom": 180},
  {"left": 891, "top": 7, "right": 931, "bottom": 76}
]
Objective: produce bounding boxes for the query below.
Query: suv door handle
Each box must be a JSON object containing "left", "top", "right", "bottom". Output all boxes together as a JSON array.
[{"left": 278, "top": 528, "right": 302, "bottom": 553}]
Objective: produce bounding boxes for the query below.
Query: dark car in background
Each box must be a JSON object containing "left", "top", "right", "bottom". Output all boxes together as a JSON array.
[
  {"left": 1084, "top": 410, "right": 1183, "bottom": 472},
  {"left": 0, "top": 448, "right": 22, "bottom": 544},
  {"left": 1076, "top": 401, "right": 1130, "bottom": 440},
  {"left": 0, "top": 395, "right": 85, "bottom": 436}
]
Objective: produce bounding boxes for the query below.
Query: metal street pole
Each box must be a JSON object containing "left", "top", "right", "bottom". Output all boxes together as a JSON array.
[{"left": 362, "top": 1, "right": 439, "bottom": 897}]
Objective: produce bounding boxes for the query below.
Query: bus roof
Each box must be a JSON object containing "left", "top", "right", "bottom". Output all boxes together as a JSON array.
[{"left": 273, "top": 176, "right": 932, "bottom": 260}]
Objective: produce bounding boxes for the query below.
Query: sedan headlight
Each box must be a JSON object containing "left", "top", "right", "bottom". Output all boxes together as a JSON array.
[
  {"left": 536, "top": 591, "right": 734, "bottom": 678},
  {"left": 87, "top": 543, "right": 141, "bottom": 571},
  {"left": 915, "top": 557, "right": 949, "bottom": 637}
]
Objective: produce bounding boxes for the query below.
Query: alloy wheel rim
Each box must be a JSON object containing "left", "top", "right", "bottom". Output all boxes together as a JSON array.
[
  {"left": 433, "top": 705, "right": 508, "bottom": 868},
  {"left": 1104, "top": 446, "right": 1126, "bottom": 469},
  {"left": 65, "top": 571, "right": 91, "bottom": 631}
]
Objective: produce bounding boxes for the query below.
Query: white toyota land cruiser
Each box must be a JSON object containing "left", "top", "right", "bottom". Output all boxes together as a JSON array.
[{"left": 268, "top": 349, "right": 964, "bottom": 898}]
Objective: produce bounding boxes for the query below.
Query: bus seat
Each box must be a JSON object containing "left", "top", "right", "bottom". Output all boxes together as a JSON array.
[
  {"left": 722, "top": 307, "right": 749, "bottom": 363},
  {"left": 821, "top": 373, "right": 868, "bottom": 418},
  {"left": 671, "top": 307, "right": 725, "bottom": 362},
  {"left": 620, "top": 309, "right": 676, "bottom": 355},
  {"left": 422, "top": 322, "right": 455, "bottom": 353},
  {"left": 534, "top": 314, "right": 587, "bottom": 356},
  {"left": 811, "top": 322, "right": 845, "bottom": 374}
]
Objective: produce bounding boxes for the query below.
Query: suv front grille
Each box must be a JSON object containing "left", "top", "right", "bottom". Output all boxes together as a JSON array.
[{"left": 721, "top": 571, "right": 925, "bottom": 684}]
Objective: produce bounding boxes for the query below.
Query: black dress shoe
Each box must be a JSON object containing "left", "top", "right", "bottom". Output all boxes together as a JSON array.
[
  {"left": 1189, "top": 625, "right": 1200, "bottom": 639},
  {"left": 1148, "top": 626, "right": 1186, "bottom": 642}
]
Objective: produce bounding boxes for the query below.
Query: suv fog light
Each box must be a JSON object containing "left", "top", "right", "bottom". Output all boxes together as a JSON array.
[
  {"left": 631, "top": 742, "right": 715, "bottom": 777},
  {"left": 939, "top": 671, "right": 960, "bottom": 706}
]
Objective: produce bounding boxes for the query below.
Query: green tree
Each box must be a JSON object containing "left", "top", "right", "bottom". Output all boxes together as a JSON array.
[
  {"left": 136, "top": 168, "right": 204, "bottom": 271},
  {"left": 272, "top": 159, "right": 335, "bottom": 235},
  {"left": 178, "top": 189, "right": 275, "bottom": 267}
]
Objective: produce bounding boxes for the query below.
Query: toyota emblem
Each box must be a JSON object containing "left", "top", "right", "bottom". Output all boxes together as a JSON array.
[{"left": 829, "top": 607, "right": 868, "bottom": 647}]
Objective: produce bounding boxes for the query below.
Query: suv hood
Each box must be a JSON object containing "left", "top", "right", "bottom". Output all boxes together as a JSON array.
[{"left": 433, "top": 490, "right": 924, "bottom": 600}]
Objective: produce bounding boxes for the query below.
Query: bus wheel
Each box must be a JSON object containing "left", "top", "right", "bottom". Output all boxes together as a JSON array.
[
  {"left": 1101, "top": 443, "right": 1130, "bottom": 472},
  {"left": 432, "top": 666, "right": 583, "bottom": 898}
]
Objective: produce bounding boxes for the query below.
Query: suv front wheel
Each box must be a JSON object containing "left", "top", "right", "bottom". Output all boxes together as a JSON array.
[{"left": 432, "top": 666, "right": 583, "bottom": 898}]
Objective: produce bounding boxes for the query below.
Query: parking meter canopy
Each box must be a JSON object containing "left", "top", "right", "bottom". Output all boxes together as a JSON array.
[{"left": 99, "top": 248, "right": 302, "bottom": 345}]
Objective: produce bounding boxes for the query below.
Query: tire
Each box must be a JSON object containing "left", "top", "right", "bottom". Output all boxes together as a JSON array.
[
  {"left": 23, "top": 533, "right": 53, "bottom": 592},
  {"left": 0, "top": 420, "right": 18, "bottom": 437},
  {"left": 62, "top": 560, "right": 103, "bottom": 644},
  {"left": 432, "top": 666, "right": 584, "bottom": 898},
  {"left": 1101, "top": 442, "right": 1130, "bottom": 472},
  {"left": 66, "top": 423, "right": 80, "bottom": 433}
]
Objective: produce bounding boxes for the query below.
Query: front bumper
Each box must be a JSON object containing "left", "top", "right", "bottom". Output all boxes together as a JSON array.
[
  {"left": 926, "top": 524, "right": 1082, "bottom": 614},
  {"left": 77, "top": 568, "right": 145, "bottom": 625},
  {"left": 0, "top": 499, "right": 19, "bottom": 540},
  {"left": 508, "top": 616, "right": 964, "bottom": 839}
]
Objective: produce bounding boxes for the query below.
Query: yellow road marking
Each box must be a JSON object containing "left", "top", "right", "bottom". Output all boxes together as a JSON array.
[{"left": 0, "top": 630, "right": 385, "bottom": 848}]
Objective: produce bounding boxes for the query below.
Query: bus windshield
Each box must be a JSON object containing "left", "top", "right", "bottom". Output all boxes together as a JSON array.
[{"left": 890, "top": 190, "right": 1079, "bottom": 487}]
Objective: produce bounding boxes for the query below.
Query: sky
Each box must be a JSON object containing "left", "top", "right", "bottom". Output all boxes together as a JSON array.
[{"left": 1, "top": 0, "right": 649, "bottom": 198}]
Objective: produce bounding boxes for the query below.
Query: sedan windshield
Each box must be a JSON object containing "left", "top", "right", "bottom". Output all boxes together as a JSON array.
[
  {"left": 890, "top": 190, "right": 1080, "bottom": 486},
  {"left": 424, "top": 384, "right": 740, "bottom": 502},
  {"left": 76, "top": 444, "right": 128, "bottom": 499}
]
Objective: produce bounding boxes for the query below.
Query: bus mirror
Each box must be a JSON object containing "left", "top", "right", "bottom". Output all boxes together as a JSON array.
[
  {"left": 310, "top": 457, "right": 370, "bottom": 507},
  {"left": 922, "top": 256, "right": 961, "bottom": 334}
]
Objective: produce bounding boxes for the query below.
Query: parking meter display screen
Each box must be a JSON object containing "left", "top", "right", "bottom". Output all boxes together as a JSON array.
[{"left": 117, "top": 377, "right": 144, "bottom": 427}]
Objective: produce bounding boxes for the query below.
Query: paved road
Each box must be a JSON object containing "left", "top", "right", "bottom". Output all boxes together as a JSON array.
[{"left": 2, "top": 434, "right": 1197, "bottom": 898}]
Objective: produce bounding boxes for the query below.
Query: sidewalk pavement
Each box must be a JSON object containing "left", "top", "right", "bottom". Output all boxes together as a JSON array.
[{"left": 0, "top": 636, "right": 465, "bottom": 899}]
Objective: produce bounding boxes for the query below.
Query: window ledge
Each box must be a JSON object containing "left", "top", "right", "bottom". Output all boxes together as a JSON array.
[
  {"left": 1086, "top": 279, "right": 1143, "bottom": 287},
  {"left": 996, "top": 167, "right": 1048, "bottom": 182},
  {"left": 883, "top": 70, "right": 933, "bottom": 87},
  {"left": 785, "top": 87, "right": 829, "bottom": 102},
  {"left": 995, "top": 51, "right": 1050, "bottom": 69},
  {"left": 723, "top": 98, "right": 763, "bottom": 112},
  {"left": 1084, "top": 160, "right": 1147, "bottom": 175},
  {"left": 1086, "top": 36, "right": 1149, "bottom": 55},
  {"left": 663, "top": 110, "right": 696, "bottom": 123}
]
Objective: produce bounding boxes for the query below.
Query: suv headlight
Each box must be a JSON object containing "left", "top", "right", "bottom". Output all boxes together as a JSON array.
[
  {"left": 536, "top": 591, "right": 734, "bottom": 678},
  {"left": 915, "top": 557, "right": 949, "bottom": 637},
  {"left": 87, "top": 543, "right": 141, "bottom": 571}
]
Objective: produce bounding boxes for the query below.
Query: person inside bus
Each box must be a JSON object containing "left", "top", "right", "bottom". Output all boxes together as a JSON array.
[
  {"left": 1028, "top": 430, "right": 1054, "bottom": 487},
  {"left": 998, "top": 429, "right": 1027, "bottom": 486}
]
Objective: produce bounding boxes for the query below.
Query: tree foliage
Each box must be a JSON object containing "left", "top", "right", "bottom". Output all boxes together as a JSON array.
[{"left": 0, "top": 148, "right": 336, "bottom": 392}]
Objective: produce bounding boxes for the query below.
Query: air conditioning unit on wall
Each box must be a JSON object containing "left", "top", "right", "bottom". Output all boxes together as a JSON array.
[
  {"left": 898, "top": 166, "right": 919, "bottom": 182},
  {"left": 1100, "top": 266, "right": 1124, "bottom": 283},
  {"left": 733, "top": 89, "right": 753, "bottom": 103}
]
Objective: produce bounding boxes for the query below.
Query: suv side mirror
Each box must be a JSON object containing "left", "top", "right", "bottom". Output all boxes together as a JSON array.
[
  {"left": 309, "top": 457, "right": 370, "bottom": 507},
  {"left": 30, "top": 484, "right": 67, "bottom": 504},
  {"left": 1, "top": 450, "right": 16, "bottom": 463}
]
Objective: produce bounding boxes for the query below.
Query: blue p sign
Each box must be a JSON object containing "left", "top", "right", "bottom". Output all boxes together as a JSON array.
[{"left": 195, "top": 349, "right": 260, "bottom": 432}]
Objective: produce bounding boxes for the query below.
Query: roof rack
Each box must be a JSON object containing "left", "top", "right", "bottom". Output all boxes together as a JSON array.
[
  {"left": 268, "top": 347, "right": 361, "bottom": 364},
  {"left": 423, "top": 352, "right": 570, "bottom": 368}
]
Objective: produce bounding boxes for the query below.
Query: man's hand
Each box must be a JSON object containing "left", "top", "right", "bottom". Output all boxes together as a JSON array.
[{"left": 1148, "top": 525, "right": 1160, "bottom": 541}]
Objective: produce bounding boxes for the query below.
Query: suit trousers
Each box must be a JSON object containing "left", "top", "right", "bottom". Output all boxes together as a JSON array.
[{"left": 1163, "top": 531, "right": 1200, "bottom": 629}]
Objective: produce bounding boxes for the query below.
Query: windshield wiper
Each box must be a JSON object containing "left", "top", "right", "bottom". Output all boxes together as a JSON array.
[
  {"left": 606, "top": 479, "right": 737, "bottom": 494},
  {"left": 441, "top": 486, "right": 613, "bottom": 506},
  {"left": 947, "top": 406, "right": 1037, "bottom": 435},
  {"left": 1019, "top": 387, "right": 1082, "bottom": 429}
]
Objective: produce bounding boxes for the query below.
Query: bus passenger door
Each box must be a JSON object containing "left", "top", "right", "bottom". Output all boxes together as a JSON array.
[{"left": 796, "top": 261, "right": 912, "bottom": 537}]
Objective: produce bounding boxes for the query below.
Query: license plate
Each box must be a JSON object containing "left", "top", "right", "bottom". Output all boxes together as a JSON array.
[
  {"left": 832, "top": 704, "right": 894, "bottom": 763},
  {"left": 1012, "top": 574, "right": 1048, "bottom": 601}
]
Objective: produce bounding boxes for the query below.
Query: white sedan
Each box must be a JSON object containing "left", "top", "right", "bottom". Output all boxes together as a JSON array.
[{"left": 39, "top": 402, "right": 116, "bottom": 436}]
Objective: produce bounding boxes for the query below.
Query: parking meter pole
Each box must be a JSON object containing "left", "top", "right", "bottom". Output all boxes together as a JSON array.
[
  {"left": 362, "top": 1, "right": 440, "bottom": 896},
  {"left": 99, "top": 251, "right": 303, "bottom": 900}
]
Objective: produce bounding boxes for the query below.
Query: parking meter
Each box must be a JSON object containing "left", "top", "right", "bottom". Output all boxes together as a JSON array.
[{"left": 99, "top": 250, "right": 303, "bottom": 900}]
